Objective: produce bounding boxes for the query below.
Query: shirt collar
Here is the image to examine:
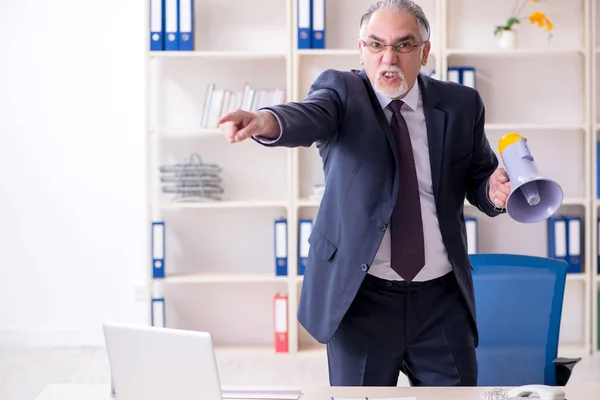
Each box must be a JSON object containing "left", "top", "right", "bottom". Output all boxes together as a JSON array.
[{"left": 374, "top": 77, "right": 420, "bottom": 112}]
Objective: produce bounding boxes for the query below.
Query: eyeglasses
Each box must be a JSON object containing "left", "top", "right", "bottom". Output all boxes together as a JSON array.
[{"left": 360, "top": 39, "right": 427, "bottom": 54}]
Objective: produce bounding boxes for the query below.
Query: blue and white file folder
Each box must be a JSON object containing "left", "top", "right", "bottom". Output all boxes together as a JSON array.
[
  {"left": 151, "top": 287, "right": 166, "bottom": 327},
  {"left": 151, "top": 0, "right": 194, "bottom": 51},
  {"left": 465, "top": 217, "right": 478, "bottom": 254},
  {"left": 152, "top": 221, "right": 165, "bottom": 278},
  {"left": 275, "top": 218, "right": 288, "bottom": 276},
  {"left": 298, "top": 219, "right": 313, "bottom": 275},
  {"left": 311, "top": 0, "right": 325, "bottom": 48},
  {"left": 297, "top": 0, "right": 326, "bottom": 49},
  {"left": 178, "top": 0, "right": 194, "bottom": 50},
  {"left": 151, "top": 221, "right": 166, "bottom": 327},
  {"left": 297, "top": 0, "right": 312, "bottom": 48},
  {"left": 447, "top": 66, "right": 476, "bottom": 88},
  {"left": 164, "top": 0, "right": 178, "bottom": 50},
  {"left": 548, "top": 216, "right": 581, "bottom": 273},
  {"left": 149, "top": 0, "right": 164, "bottom": 50}
]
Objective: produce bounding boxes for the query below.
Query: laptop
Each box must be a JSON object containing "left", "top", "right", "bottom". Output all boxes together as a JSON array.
[
  {"left": 103, "top": 322, "right": 223, "bottom": 400},
  {"left": 102, "top": 322, "right": 302, "bottom": 400}
]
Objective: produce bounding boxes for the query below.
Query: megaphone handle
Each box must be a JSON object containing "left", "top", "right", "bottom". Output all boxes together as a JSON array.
[{"left": 488, "top": 170, "right": 508, "bottom": 212}]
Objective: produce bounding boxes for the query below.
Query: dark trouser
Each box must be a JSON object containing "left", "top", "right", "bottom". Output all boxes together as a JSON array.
[{"left": 326, "top": 271, "right": 477, "bottom": 386}]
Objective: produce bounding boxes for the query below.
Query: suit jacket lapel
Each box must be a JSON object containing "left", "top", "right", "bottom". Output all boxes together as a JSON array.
[
  {"left": 418, "top": 74, "right": 446, "bottom": 201},
  {"left": 357, "top": 69, "right": 399, "bottom": 162},
  {"left": 357, "top": 70, "right": 446, "bottom": 201}
]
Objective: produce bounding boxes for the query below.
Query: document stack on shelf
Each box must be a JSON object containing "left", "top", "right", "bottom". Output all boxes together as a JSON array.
[
  {"left": 200, "top": 83, "right": 286, "bottom": 128},
  {"left": 158, "top": 153, "right": 223, "bottom": 202}
]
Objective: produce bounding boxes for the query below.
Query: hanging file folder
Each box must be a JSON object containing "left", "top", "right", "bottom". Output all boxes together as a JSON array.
[
  {"left": 312, "top": 0, "right": 325, "bottom": 48},
  {"left": 274, "top": 218, "right": 288, "bottom": 276},
  {"left": 149, "top": 0, "right": 164, "bottom": 50},
  {"left": 178, "top": 0, "right": 194, "bottom": 50},
  {"left": 298, "top": 219, "right": 312, "bottom": 275}
]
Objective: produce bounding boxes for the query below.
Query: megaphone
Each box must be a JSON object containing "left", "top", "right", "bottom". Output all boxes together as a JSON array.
[{"left": 498, "top": 132, "right": 563, "bottom": 223}]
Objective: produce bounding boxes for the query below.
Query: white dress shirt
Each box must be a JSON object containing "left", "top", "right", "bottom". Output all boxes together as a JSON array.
[
  {"left": 256, "top": 78, "right": 454, "bottom": 282},
  {"left": 369, "top": 81, "right": 452, "bottom": 282}
]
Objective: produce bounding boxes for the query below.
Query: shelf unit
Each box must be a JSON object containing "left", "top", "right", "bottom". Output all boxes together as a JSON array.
[
  {"left": 145, "top": 0, "right": 596, "bottom": 357},
  {"left": 592, "top": 0, "right": 600, "bottom": 355}
]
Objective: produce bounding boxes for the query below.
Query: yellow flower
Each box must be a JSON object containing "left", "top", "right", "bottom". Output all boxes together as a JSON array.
[
  {"left": 529, "top": 11, "right": 553, "bottom": 31},
  {"left": 529, "top": 11, "right": 543, "bottom": 26}
]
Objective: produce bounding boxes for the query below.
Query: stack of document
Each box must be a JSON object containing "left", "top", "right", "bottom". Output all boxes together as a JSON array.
[{"left": 158, "top": 153, "right": 223, "bottom": 202}]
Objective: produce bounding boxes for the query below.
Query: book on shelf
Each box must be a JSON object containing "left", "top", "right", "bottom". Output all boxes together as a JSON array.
[{"left": 201, "top": 83, "right": 286, "bottom": 128}]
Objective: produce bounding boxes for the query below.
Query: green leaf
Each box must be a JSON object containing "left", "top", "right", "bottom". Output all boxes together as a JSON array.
[{"left": 506, "top": 17, "right": 521, "bottom": 29}]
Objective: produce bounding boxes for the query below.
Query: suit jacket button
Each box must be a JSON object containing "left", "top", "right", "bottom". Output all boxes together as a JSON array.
[
  {"left": 361, "top": 263, "right": 368, "bottom": 271},
  {"left": 378, "top": 224, "right": 386, "bottom": 231}
]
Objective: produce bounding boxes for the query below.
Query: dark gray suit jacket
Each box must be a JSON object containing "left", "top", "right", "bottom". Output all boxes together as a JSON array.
[{"left": 256, "top": 68, "right": 503, "bottom": 346}]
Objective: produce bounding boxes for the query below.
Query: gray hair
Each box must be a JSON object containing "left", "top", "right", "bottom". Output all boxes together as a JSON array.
[{"left": 359, "top": 0, "right": 430, "bottom": 42}]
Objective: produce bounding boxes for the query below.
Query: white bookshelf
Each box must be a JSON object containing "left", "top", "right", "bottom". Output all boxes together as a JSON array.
[
  {"left": 145, "top": 0, "right": 596, "bottom": 356},
  {"left": 591, "top": 0, "right": 600, "bottom": 355}
]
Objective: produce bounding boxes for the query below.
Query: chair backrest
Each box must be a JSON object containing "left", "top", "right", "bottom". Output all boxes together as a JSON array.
[{"left": 470, "top": 253, "right": 568, "bottom": 386}]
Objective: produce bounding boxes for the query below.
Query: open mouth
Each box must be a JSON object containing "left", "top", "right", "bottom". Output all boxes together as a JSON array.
[{"left": 380, "top": 71, "right": 401, "bottom": 83}]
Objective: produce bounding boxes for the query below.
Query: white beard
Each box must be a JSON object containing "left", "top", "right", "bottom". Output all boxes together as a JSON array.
[{"left": 374, "top": 65, "right": 409, "bottom": 99}]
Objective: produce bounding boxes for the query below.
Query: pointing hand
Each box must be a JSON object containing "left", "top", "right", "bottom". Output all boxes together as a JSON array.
[{"left": 218, "top": 109, "right": 276, "bottom": 143}]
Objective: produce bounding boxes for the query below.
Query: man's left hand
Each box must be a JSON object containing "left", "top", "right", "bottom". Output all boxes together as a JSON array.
[{"left": 488, "top": 167, "right": 511, "bottom": 209}]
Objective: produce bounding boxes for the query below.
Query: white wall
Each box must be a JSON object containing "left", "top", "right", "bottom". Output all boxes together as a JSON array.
[{"left": 0, "top": 0, "right": 148, "bottom": 347}]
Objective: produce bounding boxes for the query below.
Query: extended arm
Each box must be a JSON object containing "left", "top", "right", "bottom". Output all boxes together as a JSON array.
[
  {"left": 466, "top": 91, "right": 506, "bottom": 217},
  {"left": 253, "top": 69, "right": 348, "bottom": 148}
]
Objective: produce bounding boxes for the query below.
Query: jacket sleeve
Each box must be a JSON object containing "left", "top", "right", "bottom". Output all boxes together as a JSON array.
[
  {"left": 252, "top": 69, "right": 348, "bottom": 148},
  {"left": 466, "top": 90, "right": 506, "bottom": 217}
]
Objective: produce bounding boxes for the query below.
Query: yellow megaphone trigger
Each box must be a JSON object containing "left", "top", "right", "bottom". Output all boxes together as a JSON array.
[{"left": 498, "top": 132, "right": 525, "bottom": 156}]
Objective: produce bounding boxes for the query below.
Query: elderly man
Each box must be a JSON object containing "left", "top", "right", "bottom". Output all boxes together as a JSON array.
[{"left": 218, "top": 0, "right": 510, "bottom": 387}]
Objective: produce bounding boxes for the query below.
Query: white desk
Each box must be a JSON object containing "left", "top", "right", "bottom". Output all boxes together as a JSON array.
[{"left": 35, "top": 383, "right": 600, "bottom": 400}]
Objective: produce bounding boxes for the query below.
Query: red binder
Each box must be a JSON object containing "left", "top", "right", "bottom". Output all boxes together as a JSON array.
[{"left": 273, "top": 293, "right": 288, "bottom": 352}]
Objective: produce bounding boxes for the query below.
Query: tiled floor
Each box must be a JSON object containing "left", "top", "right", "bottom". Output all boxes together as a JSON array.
[{"left": 1, "top": 346, "right": 599, "bottom": 400}]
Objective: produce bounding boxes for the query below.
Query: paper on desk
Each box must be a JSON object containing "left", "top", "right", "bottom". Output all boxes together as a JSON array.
[
  {"left": 222, "top": 388, "right": 302, "bottom": 399},
  {"left": 369, "top": 398, "right": 417, "bottom": 400}
]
